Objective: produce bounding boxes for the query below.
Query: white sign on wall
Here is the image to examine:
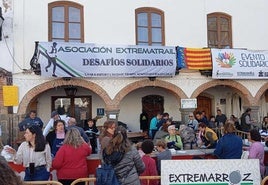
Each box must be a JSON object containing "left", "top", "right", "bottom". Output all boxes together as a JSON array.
[
  {"left": 181, "top": 98, "right": 197, "bottom": 109},
  {"left": 161, "top": 159, "right": 260, "bottom": 185},
  {"left": 37, "top": 42, "right": 177, "bottom": 78}
]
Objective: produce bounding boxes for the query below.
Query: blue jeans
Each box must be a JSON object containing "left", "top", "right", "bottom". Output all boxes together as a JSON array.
[{"left": 24, "top": 165, "right": 50, "bottom": 181}]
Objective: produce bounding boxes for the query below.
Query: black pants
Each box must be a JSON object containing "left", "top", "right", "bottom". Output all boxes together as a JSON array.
[{"left": 90, "top": 138, "right": 97, "bottom": 154}]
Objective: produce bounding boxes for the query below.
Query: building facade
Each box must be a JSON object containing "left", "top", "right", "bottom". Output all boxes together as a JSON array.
[{"left": 0, "top": 0, "right": 268, "bottom": 145}]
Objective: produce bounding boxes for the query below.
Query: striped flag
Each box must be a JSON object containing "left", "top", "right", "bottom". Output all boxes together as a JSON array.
[{"left": 177, "top": 47, "right": 212, "bottom": 70}]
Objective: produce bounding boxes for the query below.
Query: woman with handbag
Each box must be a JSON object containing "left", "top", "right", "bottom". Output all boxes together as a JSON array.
[{"left": 100, "top": 125, "right": 145, "bottom": 185}]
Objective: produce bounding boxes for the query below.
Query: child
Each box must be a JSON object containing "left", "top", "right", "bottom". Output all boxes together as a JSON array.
[
  {"left": 140, "top": 140, "right": 159, "bottom": 185},
  {"left": 155, "top": 139, "right": 172, "bottom": 175}
]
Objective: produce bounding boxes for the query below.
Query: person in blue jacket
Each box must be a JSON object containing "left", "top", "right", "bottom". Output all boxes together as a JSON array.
[
  {"left": 214, "top": 120, "right": 243, "bottom": 159},
  {"left": 18, "top": 110, "right": 43, "bottom": 131},
  {"left": 149, "top": 112, "right": 162, "bottom": 139}
]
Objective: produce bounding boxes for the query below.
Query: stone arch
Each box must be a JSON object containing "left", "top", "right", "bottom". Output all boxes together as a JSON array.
[
  {"left": 255, "top": 81, "right": 268, "bottom": 104},
  {"left": 113, "top": 79, "right": 187, "bottom": 105},
  {"left": 17, "top": 78, "right": 112, "bottom": 114},
  {"left": 191, "top": 80, "right": 253, "bottom": 106},
  {"left": 199, "top": 92, "right": 215, "bottom": 100}
]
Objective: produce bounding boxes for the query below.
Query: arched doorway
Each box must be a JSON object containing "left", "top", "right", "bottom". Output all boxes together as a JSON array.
[
  {"left": 142, "top": 95, "right": 164, "bottom": 122},
  {"left": 195, "top": 96, "right": 212, "bottom": 119}
]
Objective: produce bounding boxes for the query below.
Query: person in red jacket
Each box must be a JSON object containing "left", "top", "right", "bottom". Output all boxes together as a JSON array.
[
  {"left": 52, "top": 127, "right": 92, "bottom": 185},
  {"left": 140, "top": 139, "right": 159, "bottom": 185}
]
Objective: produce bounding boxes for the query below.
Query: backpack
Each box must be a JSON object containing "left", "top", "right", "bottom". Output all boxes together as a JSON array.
[
  {"left": 96, "top": 163, "right": 120, "bottom": 185},
  {"left": 179, "top": 125, "right": 196, "bottom": 144}
]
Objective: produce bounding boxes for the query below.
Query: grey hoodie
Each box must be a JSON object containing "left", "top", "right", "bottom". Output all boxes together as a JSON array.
[{"left": 156, "top": 149, "right": 172, "bottom": 174}]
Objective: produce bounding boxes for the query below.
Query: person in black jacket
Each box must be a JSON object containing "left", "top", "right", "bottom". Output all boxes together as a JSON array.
[
  {"left": 46, "top": 120, "right": 67, "bottom": 158},
  {"left": 140, "top": 110, "right": 149, "bottom": 132},
  {"left": 195, "top": 111, "right": 209, "bottom": 126},
  {"left": 84, "top": 118, "right": 99, "bottom": 154}
]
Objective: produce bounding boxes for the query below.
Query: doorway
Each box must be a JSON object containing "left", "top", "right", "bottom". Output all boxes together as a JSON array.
[
  {"left": 51, "top": 96, "right": 92, "bottom": 127},
  {"left": 142, "top": 95, "right": 164, "bottom": 122},
  {"left": 195, "top": 96, "right": 212, "bottom": 119}
]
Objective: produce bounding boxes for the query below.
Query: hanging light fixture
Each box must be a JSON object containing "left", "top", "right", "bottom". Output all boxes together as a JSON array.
[{"left": 64, "top": 87, "right": 77, "bottom": 97}]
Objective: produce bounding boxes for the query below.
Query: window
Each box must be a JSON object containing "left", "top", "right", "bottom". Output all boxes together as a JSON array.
[
  {"left": 207, "top": 13, "right": 232, "bottom": 48},
  {"left": 135, "top": 7, "right": 165, "bottom": 46},
  {"left": 48, "top": 1, "right": 84, "bottom": 42}
]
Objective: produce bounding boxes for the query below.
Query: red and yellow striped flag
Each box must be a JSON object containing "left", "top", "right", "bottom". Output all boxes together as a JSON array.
[{"left": 184, "top": 48, "right": 212, "bottom": 70}]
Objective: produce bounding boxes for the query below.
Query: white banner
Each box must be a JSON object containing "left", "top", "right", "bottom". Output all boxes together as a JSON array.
[
  {"left": 161, "top": 159, "right": 260, "bottom": 185},
  {"left": 212, "top": 49, "right": 268, "bottom": 79},
  {"left": 37, "top": 42, "right": 176, "bottom": 78}
]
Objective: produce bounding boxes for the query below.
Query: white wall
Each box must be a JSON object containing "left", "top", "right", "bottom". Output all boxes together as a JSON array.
[
  {"left": 8, "top": 0, "right": 268, "bottom": 127},
  {"left": 11, "top": 0, "right": 268, "bottom": 74},
  {"left": 119, "top": 87, "right": 181, "bottom": 132}
]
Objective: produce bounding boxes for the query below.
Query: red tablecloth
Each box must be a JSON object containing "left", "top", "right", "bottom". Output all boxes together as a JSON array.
[{"left": 8, "top": 162, "right": 25, "bottom": 173}]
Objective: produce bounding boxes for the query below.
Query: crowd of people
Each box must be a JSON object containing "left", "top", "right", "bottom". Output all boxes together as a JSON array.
[
  {"left": 0, "top": 108, "right": 267, "bottom": 184},
  {"left": 4, "top": 109, "right": 95, "bottom": 185},
  {"left": 145, "top": 109, "right": 267, "bottom": 180}
]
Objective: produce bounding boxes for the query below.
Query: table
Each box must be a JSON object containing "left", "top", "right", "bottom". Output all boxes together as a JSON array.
[
  {"left": 8, "top": 161, "right": 25, "bottom": 173},
  {"left": 86, "top": 154, "right": 101, "bottom": 175},
  {"left": 175, "top": 149, "right": 216, "bottom": 159},
  {"left": 127, "top": 132, "right": 145, "bottom": 138},
  {"left": 127, "top": 132, "right": 146, "bottom": 143},
  {"left": 86, "top": 149, "right": 216, "bottom": 175},
  {"left": 9, "top": 148, "right": 266, "bottom": 177}
]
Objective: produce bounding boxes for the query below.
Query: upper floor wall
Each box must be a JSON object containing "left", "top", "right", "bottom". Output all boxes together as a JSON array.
[{"left": 3, "top": 0, "right": 268, "bottom": 74}]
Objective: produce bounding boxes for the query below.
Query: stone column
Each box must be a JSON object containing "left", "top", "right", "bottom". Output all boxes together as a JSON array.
[{"left": 179, "top": 108, "right": 196, "bottom": 125}]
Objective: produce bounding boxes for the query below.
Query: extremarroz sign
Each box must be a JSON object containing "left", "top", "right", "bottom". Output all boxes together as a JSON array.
[{"left": 161, "top": 159, "right": 260, "bottom": 185}]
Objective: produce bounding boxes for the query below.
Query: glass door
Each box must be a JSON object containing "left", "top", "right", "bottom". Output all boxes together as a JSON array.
[{"left": 52, "top": 96, "right": 92, "bottom": 127}]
